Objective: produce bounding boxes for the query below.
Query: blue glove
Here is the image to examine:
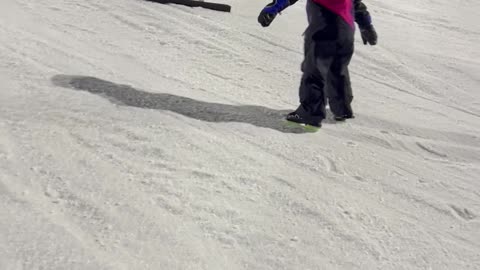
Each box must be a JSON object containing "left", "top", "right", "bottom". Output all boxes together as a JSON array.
[{"left": 258, "top": 0, "right": 296, "bottom": 27}]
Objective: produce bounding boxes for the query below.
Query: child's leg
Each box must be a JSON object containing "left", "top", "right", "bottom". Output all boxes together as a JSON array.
[
  {"left": 293, "top": 1, "right": 337, "bottom": 122},
  {"left": 296, "top": 42, "right": 334, "bottom": 121},
  {"left": 326, "top": 46, "right": 354, "bottom": 117},
  {"left": 326, "top": 24, "right": 355, "bottom": 117}
]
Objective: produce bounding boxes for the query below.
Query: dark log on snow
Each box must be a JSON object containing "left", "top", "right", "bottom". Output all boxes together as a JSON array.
[{"left": 145, "top": 0, "right": 231, "bottom": 12}]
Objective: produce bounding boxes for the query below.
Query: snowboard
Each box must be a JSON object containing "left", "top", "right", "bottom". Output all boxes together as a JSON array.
[{"left": 284, "top": 120, "right": 321, "bottom": 133}]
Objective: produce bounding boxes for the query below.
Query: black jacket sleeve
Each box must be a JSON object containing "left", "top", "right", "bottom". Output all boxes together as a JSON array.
[{"left": 354, "top": 0, "right": 373, "bottom": 28}]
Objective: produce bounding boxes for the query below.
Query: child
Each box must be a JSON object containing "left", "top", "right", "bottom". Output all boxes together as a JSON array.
[{"left": 258, "top": 0, "right": 377, "bottom": 127}]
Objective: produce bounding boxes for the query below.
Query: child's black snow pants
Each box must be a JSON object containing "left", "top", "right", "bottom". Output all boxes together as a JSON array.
[{"left": 295, "top": 0, "right": 355, "bottom": 121}]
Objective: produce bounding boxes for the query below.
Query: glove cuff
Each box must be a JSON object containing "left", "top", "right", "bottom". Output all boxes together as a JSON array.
[
  {"left": 263, "top": 0, "right": 291, "bottom": 14},
  {"left": 356, "top": 15, "right": 373, "bottom": 29}
]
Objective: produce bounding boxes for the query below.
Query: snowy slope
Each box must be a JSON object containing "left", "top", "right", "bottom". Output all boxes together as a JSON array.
[{"left": 1, "top": 0, "right": 479, "bottom": 269}]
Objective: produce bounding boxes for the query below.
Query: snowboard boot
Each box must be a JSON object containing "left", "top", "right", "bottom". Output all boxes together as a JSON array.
[
  {"left": 286, "top": 112, "right": 322, "bottom": 128},
  {"left": 334, "top": 114, "right": 355, "bottom": 122}
]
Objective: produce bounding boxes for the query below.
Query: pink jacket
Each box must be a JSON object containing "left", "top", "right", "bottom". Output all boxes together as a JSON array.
[{"left": 312, "top": 0, "right": 354, "bottom": 27}]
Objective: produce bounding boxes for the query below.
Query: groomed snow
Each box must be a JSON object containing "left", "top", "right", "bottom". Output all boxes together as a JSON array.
[{"left": 1, "top": 0, "right": 479, "bottom": 269}]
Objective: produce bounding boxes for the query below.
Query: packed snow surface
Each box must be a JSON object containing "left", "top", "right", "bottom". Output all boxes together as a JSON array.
[{"left": 1, "top": 0, "right": 479, "bottom": 269}]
